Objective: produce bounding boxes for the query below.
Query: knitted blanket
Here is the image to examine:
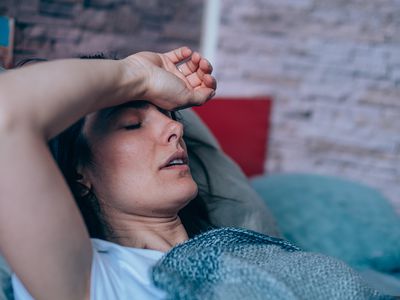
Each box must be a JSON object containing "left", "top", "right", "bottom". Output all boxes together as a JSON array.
[{"left": 152, "top": 227, "right": 393, "bottom": 300}]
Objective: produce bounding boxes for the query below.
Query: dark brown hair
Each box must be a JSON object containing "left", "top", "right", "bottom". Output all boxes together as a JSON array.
[
  {"left": 19, "top": 54, "right": 214, "bottom": 239},
  {"left": 44, "top": 54, "right": 214, "bottom": 239},
  {"left": 48, "top": 113, "right": 214, "bottom": 239}
]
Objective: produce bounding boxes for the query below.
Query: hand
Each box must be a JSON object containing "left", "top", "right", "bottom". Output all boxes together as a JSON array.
[{"left": 123, "top": 47, "right": 217, "bottom": 110}]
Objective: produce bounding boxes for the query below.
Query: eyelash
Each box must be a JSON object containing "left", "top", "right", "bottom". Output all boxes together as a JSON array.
[
  {"left": 122, "top": 111, "right": 177, "bottom": 130},
  {"left": 124, "top": 123, "right": 141, "bottom": 130}
]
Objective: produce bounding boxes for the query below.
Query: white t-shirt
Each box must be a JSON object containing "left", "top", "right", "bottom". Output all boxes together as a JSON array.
[{"left": 12, "top": 238, "right": 167, "bottom": 300}]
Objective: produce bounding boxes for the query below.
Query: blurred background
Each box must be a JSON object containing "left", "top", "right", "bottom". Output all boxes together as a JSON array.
[{"left": 0, "top": 0, "right": 399, "bottom": 213}]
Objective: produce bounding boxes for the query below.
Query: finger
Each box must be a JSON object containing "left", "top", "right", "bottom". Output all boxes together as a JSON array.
[
  {"left": 165, "top": 46, "right": 192, "bottom": 64},
  {"left": 172, "top": 81, "right": 216, "bottom": 110},
  {"left": 202, "top": 74, "right": 217, "bottom": 90},
  {"left": 176, "top": 88, "right": 215, "bottom": 110},
  {"left": 186, "top": 72, "right": 203, "bottom": 88},
  {"left": 186, "top": 67, "right": 216, "bottom": 89},
  {"left": 190, "top": 87, "right": 216, "bottom": 106},
  {"left": 176, "top": 60, "right": 196, "bottom": 77},
  {"left": 176, "top": 52, "right": 201, "bottom": 76},
  {"left": 178, "top": 54, "right": 212, "bottom": 77},
  {"left": 168, "top": 87, "right": 214, "bottom": 111},
  {"left": 178, "top": 52, "right": 201, "bottom": 76},
  {"left": 199, "top": 58, "right": 213, "bottom": 74}
]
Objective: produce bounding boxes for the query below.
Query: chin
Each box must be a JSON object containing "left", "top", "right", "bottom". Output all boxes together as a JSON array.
[
  {"left": 181, "top": 179, "right": 199, "bottom": 201},
  {"left": 170, "top": 179, "right": 198, "bottom": 209},
  {"left": 187, "top": 182, "right": 199, "bottom": 201}
]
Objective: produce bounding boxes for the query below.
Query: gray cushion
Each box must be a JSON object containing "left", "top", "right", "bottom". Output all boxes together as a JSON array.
[{"left": 181, "top": 108, "right": 280, "bottom": 237}]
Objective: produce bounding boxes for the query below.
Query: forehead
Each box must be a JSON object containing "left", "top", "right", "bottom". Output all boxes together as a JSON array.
[
  {"left": 100, "top": 100, "right": 151, "bottom": 120},
  {"left": 83, "top": 101, "right": 171, "bottom": 135}
]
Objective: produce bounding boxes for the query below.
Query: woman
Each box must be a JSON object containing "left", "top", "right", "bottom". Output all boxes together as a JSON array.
[
  {"left": 0, "top": 47, "right": 389, "bottom": 300},
  {"left": 0, "top": 47, "right": 216, "bottom": 300}
]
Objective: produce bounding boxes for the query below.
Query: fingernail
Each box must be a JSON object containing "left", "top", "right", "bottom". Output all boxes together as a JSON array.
[{"left": 209, "top": 91, "right": 216, "bottom": 99}]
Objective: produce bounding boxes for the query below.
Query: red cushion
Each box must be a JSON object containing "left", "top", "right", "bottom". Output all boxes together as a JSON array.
[{"left": 192, "top": 97, "right": 272, "bottom": 177}]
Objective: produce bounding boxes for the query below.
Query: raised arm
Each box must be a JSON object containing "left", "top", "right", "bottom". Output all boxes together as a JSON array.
[
  {"left": 0, "top": 47, "right": 215, "bottom": 300},
  {"left": 0, "top": 47, "right": 215, "bottom": 140}
]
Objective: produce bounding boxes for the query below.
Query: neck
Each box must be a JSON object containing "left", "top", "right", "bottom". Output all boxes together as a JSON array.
[{"left": 103, "top": 212, "right": 189, "bottom": 252}]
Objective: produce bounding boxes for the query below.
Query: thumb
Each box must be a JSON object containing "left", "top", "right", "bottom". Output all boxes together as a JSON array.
[
  {"left": 188, "top": 88, "right": 216, "bottom": 107},
  {"left": 168, "top": 87, "right": 215, "bottom": 111}
]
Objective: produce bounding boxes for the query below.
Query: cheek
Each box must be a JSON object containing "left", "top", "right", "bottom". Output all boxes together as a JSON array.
[
  {"left": 152, "top": 167, "right": 199, "bottom": 210},
  {"left": 88, "top": 135, "right": 198, "bottom": 215},
  {"left": 90, "top": 138, "right": 155, "bottom": 197}
]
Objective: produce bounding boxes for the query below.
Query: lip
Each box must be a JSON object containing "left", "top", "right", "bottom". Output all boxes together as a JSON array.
[
  {"left": 160, "top": 150, "right": 189, "bottom": 170},
  {"left": 161, "top": 164, "right": 190, "bottom": 171}
]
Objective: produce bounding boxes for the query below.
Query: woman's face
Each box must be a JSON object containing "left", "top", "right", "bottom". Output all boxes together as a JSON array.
[{"left": 80, "top": 101, "right": 198, "bottom": 218}]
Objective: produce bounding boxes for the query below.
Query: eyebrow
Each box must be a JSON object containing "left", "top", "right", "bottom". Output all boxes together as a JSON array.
[{"left": 102, "top": 100, "right": 150, "bottom": 120}]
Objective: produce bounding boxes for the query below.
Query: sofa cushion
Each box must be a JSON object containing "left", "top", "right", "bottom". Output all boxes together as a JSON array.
[
  {"left": 251, "top": 173, "right": 400, "bottom": 272},
  {"left": 181, "top": 108, "right": 280, "bottom": 237}
]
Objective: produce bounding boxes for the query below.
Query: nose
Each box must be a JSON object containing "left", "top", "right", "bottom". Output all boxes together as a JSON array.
[{"left": 163, "top": 119, "right": 184, "bottom": 145}]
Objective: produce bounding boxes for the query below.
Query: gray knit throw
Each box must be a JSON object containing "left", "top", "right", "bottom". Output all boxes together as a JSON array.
[{"left": 152, "top": 227, "right": 393, "bottom": 300}]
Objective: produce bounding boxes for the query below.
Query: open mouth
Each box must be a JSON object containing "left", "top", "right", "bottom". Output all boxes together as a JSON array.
[
  {"left": 162, "top": 163, "right": 189, "bottom": 170},
  {"left": 160, "top": 151, "right": 189, "bottom": 170},
  {"left": 165, "top": 158, "right": 187, "bottom": 167}
]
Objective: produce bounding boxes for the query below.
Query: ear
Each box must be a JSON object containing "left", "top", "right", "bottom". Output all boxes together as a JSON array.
[{"left": 75, "top": 166, "right": 92, "bottom": 197}]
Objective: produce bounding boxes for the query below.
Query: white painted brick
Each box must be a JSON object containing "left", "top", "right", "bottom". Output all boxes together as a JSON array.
[{"left": 218, "top": 0, "right": 400, "bottom": 210}]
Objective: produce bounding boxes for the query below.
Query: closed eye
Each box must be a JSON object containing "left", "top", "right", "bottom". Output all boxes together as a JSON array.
[{"left": 124, "top": 123, "right": 141, "bottom": 130}]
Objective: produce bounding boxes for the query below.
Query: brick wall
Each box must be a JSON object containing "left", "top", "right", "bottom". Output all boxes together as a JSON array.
[
  {"left": 216, "top": 0, "right": 400, "bottom": 212},
  {"left": 0, "top": 0, "right": 203, "bottom": 63},
  {"left": 1, "top": 0, "right": 399, "bottom": 211}
]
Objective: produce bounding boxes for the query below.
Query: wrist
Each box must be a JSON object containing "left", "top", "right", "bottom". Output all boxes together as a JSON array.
[{"left": 118, "top": 56, "right": 149, "bottom": 101}]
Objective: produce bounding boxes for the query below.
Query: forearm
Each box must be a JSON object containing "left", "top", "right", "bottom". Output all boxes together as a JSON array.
[{"left": 0, "top": 58, "right": 144, "bottom": 140}]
